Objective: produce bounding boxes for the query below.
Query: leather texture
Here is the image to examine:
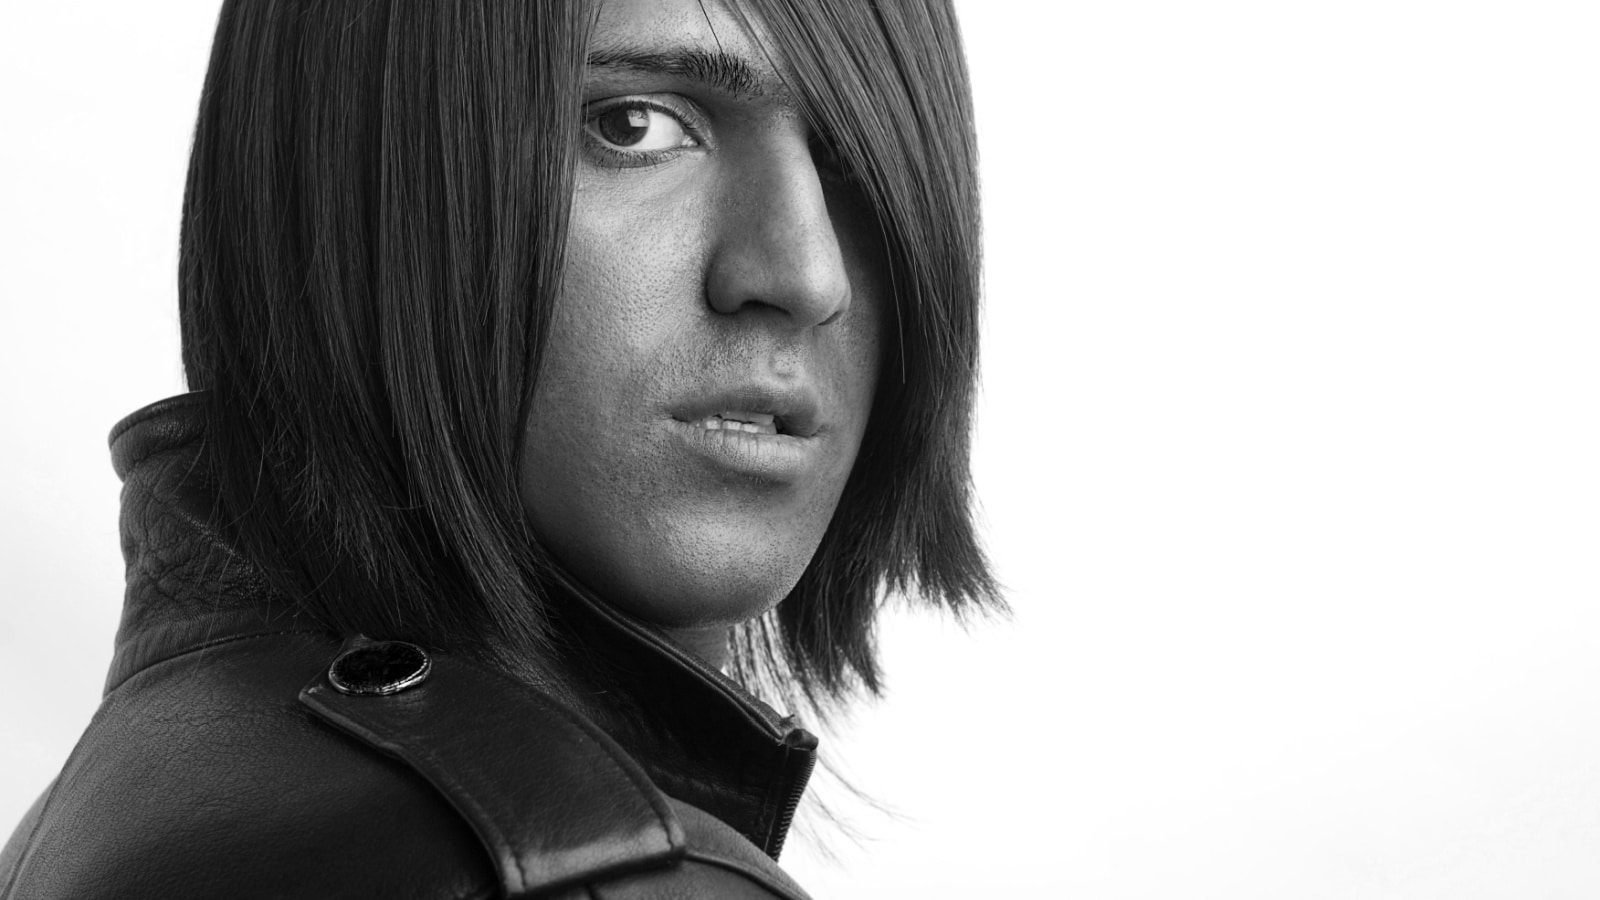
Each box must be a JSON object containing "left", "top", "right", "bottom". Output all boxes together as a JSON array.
[
  {"left": 299, "top": 636, "right": 685, "bottom": 894},
  {"left": 0, "top": 394, "right": 816, "bottom": 899}
]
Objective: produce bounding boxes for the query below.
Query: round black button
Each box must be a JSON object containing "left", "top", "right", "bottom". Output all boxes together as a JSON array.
[{"left": 327, "top": 641, "right": 432, "bottom": 696}]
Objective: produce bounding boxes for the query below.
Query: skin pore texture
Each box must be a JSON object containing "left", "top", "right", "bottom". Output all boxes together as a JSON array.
[{"left": 517, "top": 0, "right": 885, "bottom": 667}]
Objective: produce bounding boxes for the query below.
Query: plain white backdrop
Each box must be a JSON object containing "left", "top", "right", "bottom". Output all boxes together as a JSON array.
[{"left": 3, "top": 2, "right": 1598, "bottom": 897}]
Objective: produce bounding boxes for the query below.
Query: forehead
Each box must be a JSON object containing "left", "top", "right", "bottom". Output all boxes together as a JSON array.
[
  {"left": 592, "top": 0, "right": 755, "bottom": 48},
  {"left": 588, "top": 0, "right": 790, "bottom": 95}
]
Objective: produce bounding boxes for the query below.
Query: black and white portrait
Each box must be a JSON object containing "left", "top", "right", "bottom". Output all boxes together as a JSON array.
[{"left": 1, "top": 1, "right": 1596, "bottom": 897}]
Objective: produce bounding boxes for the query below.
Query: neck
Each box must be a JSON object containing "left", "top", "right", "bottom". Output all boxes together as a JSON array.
[{"left": 661, "top": 624, "right": 733, "bottom": 670}]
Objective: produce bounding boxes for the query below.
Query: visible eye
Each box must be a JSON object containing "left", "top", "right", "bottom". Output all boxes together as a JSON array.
[{"left": 584, "top": 102, "right": 699, "bottom": 154}]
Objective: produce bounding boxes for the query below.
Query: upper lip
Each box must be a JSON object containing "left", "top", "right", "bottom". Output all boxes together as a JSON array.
[{"left": 671, "top": 383, "right": 824, "bottom": 438}]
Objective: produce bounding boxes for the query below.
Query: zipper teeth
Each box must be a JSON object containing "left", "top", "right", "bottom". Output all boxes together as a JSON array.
[{"left": 765, "top": 747, "right": 818, "bottom": 860}]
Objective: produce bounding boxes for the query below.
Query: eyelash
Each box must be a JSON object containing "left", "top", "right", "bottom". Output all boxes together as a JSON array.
[
  {"left": 580, "top": 97, "right": 707, "bottom": 169},
  {"left": 578, "top": 96, "right": 859, "bottom": 190}
]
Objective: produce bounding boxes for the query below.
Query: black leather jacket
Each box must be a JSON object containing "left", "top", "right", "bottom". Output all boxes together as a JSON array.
[{"left": 0, "top": 395, "right": 818, "bottom": 899}]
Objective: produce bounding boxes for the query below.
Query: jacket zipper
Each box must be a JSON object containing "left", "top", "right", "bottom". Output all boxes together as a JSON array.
[{"left": 763, "top": 731, "right": 819, "bottom": 859}]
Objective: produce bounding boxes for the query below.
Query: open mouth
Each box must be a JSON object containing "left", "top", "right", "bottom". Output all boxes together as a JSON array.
[
  {"left": 690, "top": 411, "right": 784, "bottom": 435},
  {"left": 671, "top": 395, "right": 820, "bottom": 479},
  {"left": 671, "top": 385, "right": 822, "bottom": 440}
]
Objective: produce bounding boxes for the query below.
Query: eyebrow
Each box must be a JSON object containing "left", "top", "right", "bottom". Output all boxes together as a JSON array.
[{"left": 585, "top": 45, "right": 772, "bottom": 100}]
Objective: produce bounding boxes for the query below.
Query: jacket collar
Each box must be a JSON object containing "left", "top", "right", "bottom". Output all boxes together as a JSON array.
[{"left": 106, "top": 393, "right": 816, "bottom": 859}]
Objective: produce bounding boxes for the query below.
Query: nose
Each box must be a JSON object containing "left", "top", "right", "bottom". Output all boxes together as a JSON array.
[{"left": 705, "top": 131, "right": 852, "bottom": 328}]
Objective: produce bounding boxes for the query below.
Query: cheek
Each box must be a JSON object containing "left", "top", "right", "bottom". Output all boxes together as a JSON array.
[
  {"left": 553, "top": 215, "right": 689, "bottom": 363},
  {"left": 532, "top": 195, "right": 707, "bottom": 425},
  {"left": 515, "top": 200, "right": 707, "bottom": 595},
  {"left": 515, "top": 171, "right": 888, "bottom": 627}
]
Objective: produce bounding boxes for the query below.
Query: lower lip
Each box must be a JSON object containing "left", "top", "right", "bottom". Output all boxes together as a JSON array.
[{"left": 671, "top": 420, "right": 817, "bottom": 481}]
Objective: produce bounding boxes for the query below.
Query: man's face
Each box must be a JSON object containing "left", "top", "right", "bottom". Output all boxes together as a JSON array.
[{"left": 517, "top": 0, "right": 884, "bottom": 659}]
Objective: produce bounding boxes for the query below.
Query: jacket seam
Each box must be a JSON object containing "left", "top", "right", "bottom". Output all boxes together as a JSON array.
[
  {"left": 309, "top": 660, "right": 681, "bottom": 895},
  {"left": 490, "top": 686, "right": 672, "bottom": 891},
  {"left": 110, "top": 473, "right": 308, "bottom": 689},
  {"left": 106, "top": 628, "right": 330, "bottom": 697},
  {"left": 323, "top": 717, "right": 612, "bottom": 893},
  {"left": 681, "top": 849, "right": 810, "bottom": 900},
  {"left": 464, "top": 662, "right": 683, "bottom": 854}
]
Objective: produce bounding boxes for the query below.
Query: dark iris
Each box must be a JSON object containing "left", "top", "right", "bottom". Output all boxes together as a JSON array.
[{"left": 595, "top": 107, "right": 651, "bottom": 147}]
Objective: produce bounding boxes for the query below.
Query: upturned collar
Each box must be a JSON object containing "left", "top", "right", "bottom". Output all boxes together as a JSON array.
[{"left": 105, "top": 393, "right": 817, "bottom": 859}]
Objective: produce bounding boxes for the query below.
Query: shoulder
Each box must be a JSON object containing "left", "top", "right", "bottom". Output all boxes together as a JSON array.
[
  {"left": 2, "top": 632, "right": 806, "bottom": 899},
  {"left": 4, "top": 631, "right": 494, "bottom": 899}
]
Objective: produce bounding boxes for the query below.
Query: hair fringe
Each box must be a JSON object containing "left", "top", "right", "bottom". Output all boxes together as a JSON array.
[
  {"left": 180, "top": 0, "right": 1000, "bottom": 720},
  {"left": 728, "top": 0, "right": 1006, "bottom": 711}
]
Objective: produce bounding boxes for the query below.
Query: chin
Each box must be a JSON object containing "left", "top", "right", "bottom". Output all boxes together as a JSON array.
[
  {"left": 557, "top": 515, "right": 819, "bottom": 632},
  {"left": 608, "top": 550, "right": 809, "bottom": 632}
]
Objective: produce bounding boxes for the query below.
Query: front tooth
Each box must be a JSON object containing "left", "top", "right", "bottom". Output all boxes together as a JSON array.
[{"left": 722, "top": 411, "right": 775, "bottom": 426}]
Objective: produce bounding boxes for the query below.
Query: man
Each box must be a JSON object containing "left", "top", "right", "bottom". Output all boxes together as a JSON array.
[{"left": 0, "top": 0, "right": 998, "bottom": 896}]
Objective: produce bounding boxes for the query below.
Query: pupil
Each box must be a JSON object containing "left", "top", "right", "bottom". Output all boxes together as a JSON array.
[{"left": 599, "top": 107, "right": 650, "bottom": 147}]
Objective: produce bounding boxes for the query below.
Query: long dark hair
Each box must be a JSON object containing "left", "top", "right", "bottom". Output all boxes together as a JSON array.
[{"left": 180, "top": 0, "right": 1000, "bottom": 711}]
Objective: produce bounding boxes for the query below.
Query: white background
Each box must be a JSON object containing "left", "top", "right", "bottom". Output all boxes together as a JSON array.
[{"left": 3, "top": 2, "right": 1598, "bottom": 897}]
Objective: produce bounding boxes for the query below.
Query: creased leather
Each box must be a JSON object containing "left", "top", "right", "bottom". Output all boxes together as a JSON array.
[
  {"left": 0, "top": 394, "right": 814, "bottom": 899},
  {"left": 301, "top": 636, "right": 686, "bottom": 895}
]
